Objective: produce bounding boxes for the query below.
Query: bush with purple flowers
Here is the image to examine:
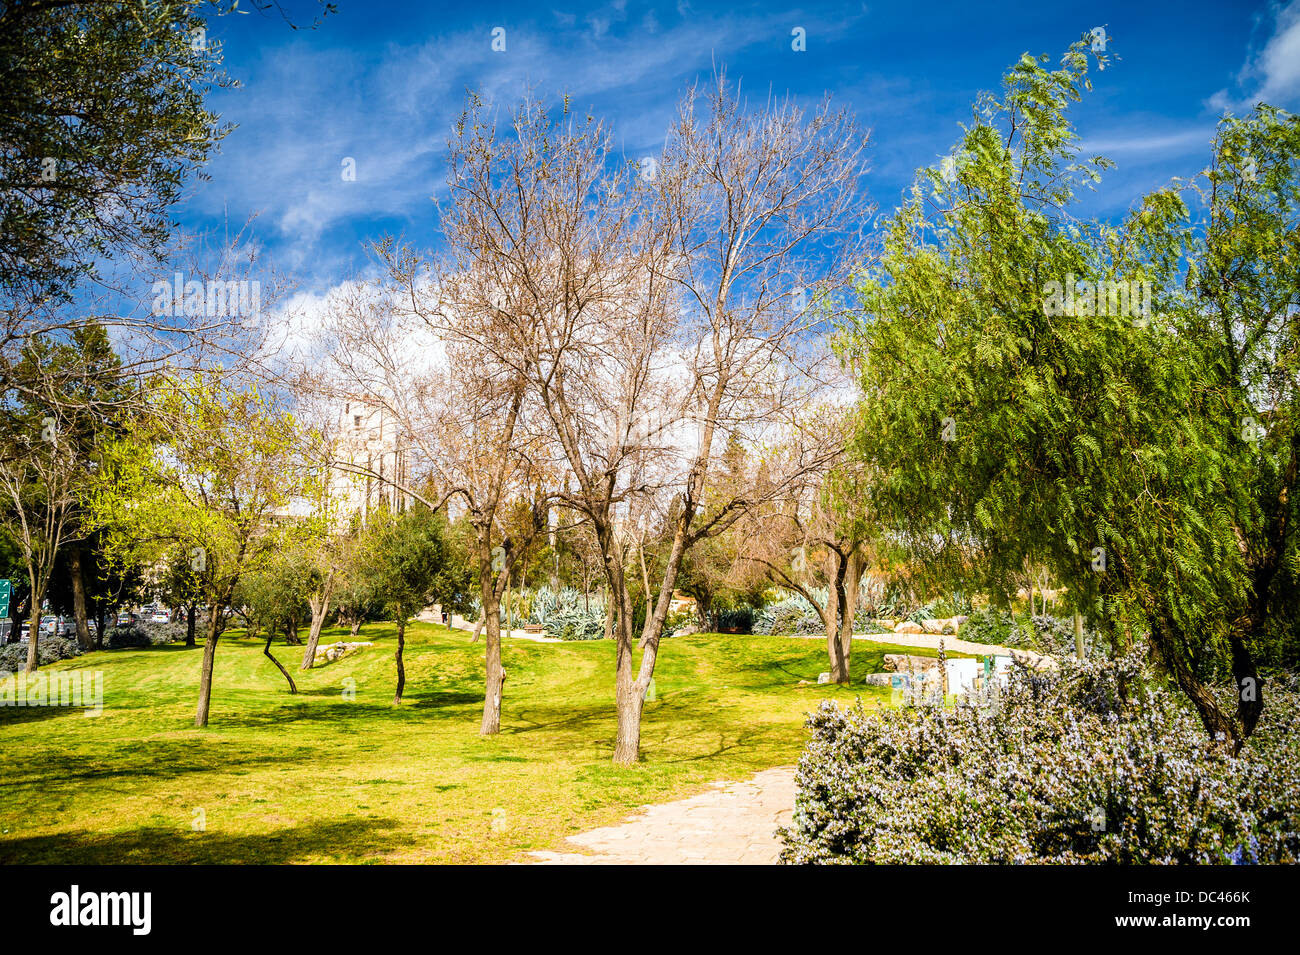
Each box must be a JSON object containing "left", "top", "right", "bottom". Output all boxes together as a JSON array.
[{"left": 779, "top": 655, "right": 1300, "bottom": 864}]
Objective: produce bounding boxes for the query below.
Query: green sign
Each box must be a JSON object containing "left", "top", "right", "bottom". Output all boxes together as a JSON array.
[{"left": 0, "top": 579, "right": 10, "bottom": 620}]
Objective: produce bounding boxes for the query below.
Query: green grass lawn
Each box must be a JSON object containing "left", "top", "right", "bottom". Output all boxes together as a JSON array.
[{"left": 0, "top": 623, "right": 961, "bottom": 864}]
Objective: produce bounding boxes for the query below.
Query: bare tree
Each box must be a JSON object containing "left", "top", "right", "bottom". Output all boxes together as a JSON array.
[
  {"left": 429, "top": 79, "right": 869, "bottom": 764},
  {"left": 0, "top": 415, "right": 81, "bottom": 672},
  {"left": 302, "top": 268, "right": 547, "bottom": 735},
  {"left": 601, "top": 75, "right": 871, "bottom": 759},
  {"left": 739, "top": 450, "right": 875, "bottom": 683}
]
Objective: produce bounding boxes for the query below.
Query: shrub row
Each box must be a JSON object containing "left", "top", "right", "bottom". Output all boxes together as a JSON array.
[
  {"left": 0, "top": 635, "right": 83, "bottom": 671},
  {"left": 780, "top": 655, "right": 1300, "bottom": 864}
]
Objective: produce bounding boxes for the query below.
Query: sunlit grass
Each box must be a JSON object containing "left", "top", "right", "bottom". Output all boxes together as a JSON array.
[{"left": 0, "top": 623, "right": 955, "bottom": 863}]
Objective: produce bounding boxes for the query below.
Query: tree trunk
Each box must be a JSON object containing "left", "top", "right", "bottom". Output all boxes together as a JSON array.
[
  {"left": 600, "top": 531, "right": 642, "bottom": 766},
  {"left": 69, "top": 547, "right": 92, "bottom": 650},
  {"left": 613, "top": 670, "right": 645, "bottom": 766},
  {"left": 25, "top": 575, "right": 47, "bottom": 674},
  {"left": 195, "top": 608, "right": 223, "bottom": 727},
  {"left": 611, "top": 583, "right": 642, "bottom": 766},
  {"left": 479, "top": 584, "right": 504, "bottom": 734},
  {"left": 25, "top": 604, "right": 41, "bottom": 674},
  {"left": 695, "top": 595, "right": 711, "bottom": 632},
  {"left": 393, "top": 617, "right": 406, "bottom": 704},
  {"left": 349, "top": 616, "right": 361, "bottom": 637},
  {"left": 836, "top": 548, "right": 863, "bottom": 683},
  {"left": 186, "top": 605, "right": 196, "bottom": 648},
  {"left": 817, "top": 545, "right": 861, "bottom": 685},
  {"left": 263, "top": 634, "right": 297, "bottom": 693},
  {"left": 480, "top": 602, "right": 504, "bottom": 735},
  {"left": 94, "top": 608, "right": 106, "bottom": 650},
  {"left": 1228, "top": 637, "right": 1263, "bottom": 739},
  {"left": 301, "top": 573, "right": 335, "bottom": 670},
  {"left": 818, "top": 584, "right": 847, "bottom": 683},
  {"left": 1073, "top": 612, "right": 1084, "bottom": 660},
  {"left": 1150, "top": 616, "right": 1239, "bottom": 750}
]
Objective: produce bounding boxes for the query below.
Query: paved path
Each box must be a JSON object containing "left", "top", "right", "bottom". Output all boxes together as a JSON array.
[
  {"left": 433, "top": 610, "right": 1053, "bottom": 665},
  {"left": 528, "top": 766, "right": 796, "bottom": 865},
  {"left": 431, "top": 612, "right": 560, "bottom": 643}
]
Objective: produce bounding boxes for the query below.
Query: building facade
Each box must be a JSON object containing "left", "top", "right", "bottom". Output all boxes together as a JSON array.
[{"left": 329, "top": 398, "right": 410, "bottom": 525}]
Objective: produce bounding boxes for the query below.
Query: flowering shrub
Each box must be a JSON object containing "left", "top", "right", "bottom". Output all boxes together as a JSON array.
[
  {"left": 779, "top": 655, "right": 1300, "bottom": 864},
  {"left": 0, "top": 636, "right": 82, "bottom": 670}
]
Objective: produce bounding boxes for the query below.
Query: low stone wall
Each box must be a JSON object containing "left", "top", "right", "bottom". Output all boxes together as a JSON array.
[{"left": 312, "top": 641, "right": 373, "bottom": 665}]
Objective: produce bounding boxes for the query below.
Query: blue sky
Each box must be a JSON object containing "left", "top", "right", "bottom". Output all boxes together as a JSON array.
[{"left": 177, "top": 0, "right": 1298, "bottom": 297}]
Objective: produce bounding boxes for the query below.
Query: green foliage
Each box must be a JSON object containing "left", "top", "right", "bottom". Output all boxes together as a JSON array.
[
  {"left": 88, "top": 373, "right": 313, "bottom": 625},
  {"left": 0, "top": 1, "right": 228, "bottom": 305},
  {"left": 361, "top": 506, "right": 464, "bottom": 624},
  {"left": 0, "top": 320, "right": 132, "bottom": 659},
  {"left": 105, "top": 623, "right": 152, "bottom": 649},
  {"left": 959, "top": 608, "right": 1017, "bottom": 645},
  {"left": 234, "top": 548, "right": 315, "bottom": 638},
  {"left": 752, "top": 592, "right": 822, "bottom": 636},
  {"left": 959, "top": 607, "right": 1105, "bottom": 658},
  {"left": 838, "top": 40, "right": 1300, "bottom": 738}
]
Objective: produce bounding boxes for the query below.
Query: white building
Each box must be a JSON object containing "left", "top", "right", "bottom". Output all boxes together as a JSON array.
[{"left": 329, "top": 397, "right": 411, "bottom": 526}]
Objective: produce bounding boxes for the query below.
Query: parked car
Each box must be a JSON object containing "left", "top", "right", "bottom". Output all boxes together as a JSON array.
[
  {"left": 151, "top": 610, "right": 170, "bottom": 624},
  {"left": 40, "top": 616, "right": 76, "bottom": 637}
]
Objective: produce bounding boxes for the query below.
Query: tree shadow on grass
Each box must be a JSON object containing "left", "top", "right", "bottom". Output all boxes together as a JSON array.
[
  {"left": 506, "top": 702, "right": 612, "bottom": 735},
  {"left": 408, "top": 692, "right": 483, "bottom": 710},
  {"left": 1, "top": 746, "right": 324, "bottom": 788},
  {"left": 661, "top": 728, "right": 767, "bottom": 763},
  {"left": 0, "top": 703, "right": 100, "bottom": 727},
  {"left": 99, "top": 644, "right": 200, "bottom": 654},
  {"left": 0, "top": 817, "right": 406, "bottom": 864},
  {"left": 732, "top": 658, "right": 826, "bottom": 686},
  {"left": 206, "top": 691, "right": 483, "bottom": 730}
]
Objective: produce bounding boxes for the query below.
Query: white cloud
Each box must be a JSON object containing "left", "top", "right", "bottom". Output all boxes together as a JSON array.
[
  {"left": 1207, "top": 0, "right": 1300, "bottom": 111},
  {"left": 1077, "top": 127, "right": 1215, "bottom": 158}
]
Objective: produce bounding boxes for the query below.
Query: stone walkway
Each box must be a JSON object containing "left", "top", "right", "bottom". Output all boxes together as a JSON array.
[{"left": 528, "top": 766, "right": 796, "bottom": 865}]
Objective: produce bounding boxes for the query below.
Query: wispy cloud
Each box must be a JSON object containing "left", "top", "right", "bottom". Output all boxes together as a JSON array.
[
  {"left": 188, "top": 3, "right": 876, "bottom": 287},
  {"left": 1078, "top": 127, "right": 1216, "bottom": 158},
  {"left": 1207, "top": 0, "right": 1300, "bottom": 111}
]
